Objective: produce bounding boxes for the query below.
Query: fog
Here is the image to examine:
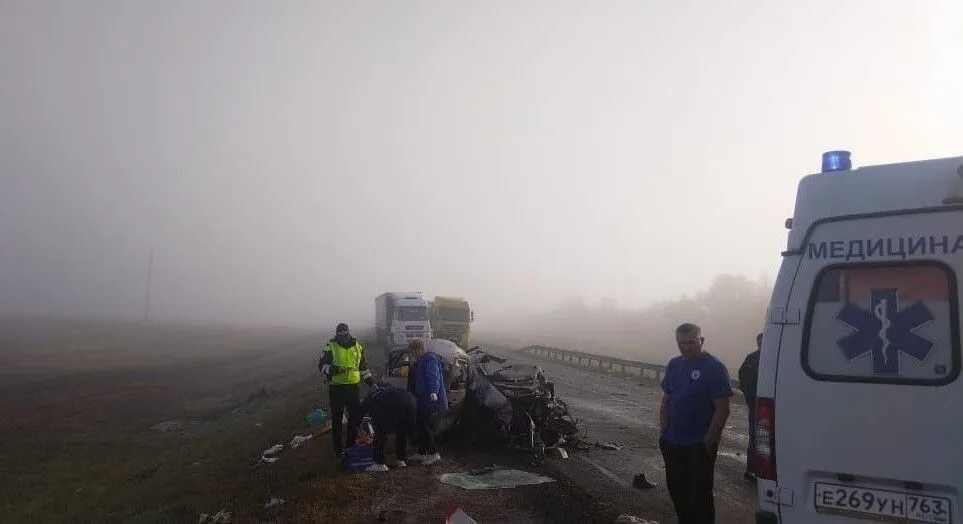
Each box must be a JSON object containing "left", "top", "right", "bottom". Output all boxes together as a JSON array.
[
  {"left": 492, "top": 273, "right": 773, "bottom": 371},
  {"left": 2, "top": 1, "right": 962, "bottom": 333}
]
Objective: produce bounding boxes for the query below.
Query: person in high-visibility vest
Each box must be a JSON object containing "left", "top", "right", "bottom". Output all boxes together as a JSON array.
[{"left": 319, "top": 323, "right": 375, "bottom": 456}]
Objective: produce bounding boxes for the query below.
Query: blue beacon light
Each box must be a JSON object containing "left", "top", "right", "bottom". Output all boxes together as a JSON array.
[{"left": 821, "top": 150, "right": 852, "bottom": 173}]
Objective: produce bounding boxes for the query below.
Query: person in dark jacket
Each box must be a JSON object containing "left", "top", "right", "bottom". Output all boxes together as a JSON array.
[
  {"left": 359, "top": 384, "right": 417, "bottom": 472},
  {"left": 318, "top": 323, "right": 375, "bottom": 456},
  {"left": 737, "top": 333, "right": 762, "bottom": 483},
  {"left": 408, "top": 338, "right": 447, "bottom": 465}
]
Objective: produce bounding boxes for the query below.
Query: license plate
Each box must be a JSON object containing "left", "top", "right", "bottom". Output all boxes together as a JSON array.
[{"left": 814, "top": 482, "right": 952, "bottom": 523}]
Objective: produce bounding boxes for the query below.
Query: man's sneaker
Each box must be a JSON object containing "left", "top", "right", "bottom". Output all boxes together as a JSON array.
[
  {"left": 408, "top": 453, "right": 428, "bottom": 463},
  {"left": 421, "top": 453, "right": 441, "bottom": 465},
  {"left": 388, "top": 460, "right": 407, "bottom": 468},
  {"left": 743, "top": 472, "right": 757, "bottom": 484},
  {"left": 365, "top": 463, "right": 389, "bottom": 473}
]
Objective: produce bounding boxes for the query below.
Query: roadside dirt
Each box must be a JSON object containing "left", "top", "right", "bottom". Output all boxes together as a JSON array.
[
  {"left": 327, "top": 438, "right": 621, "bottom": 524},
  {"left": 0, "top": 320, "right": 621, "bottom": 523}
]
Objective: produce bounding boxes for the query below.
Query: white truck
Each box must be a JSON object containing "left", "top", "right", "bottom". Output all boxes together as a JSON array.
[
  {"left": 375, "top": 292, "right": 432, "bottom": 347},
  {"left": 754, "top": 151, "right": 963, "bottom": 524}
]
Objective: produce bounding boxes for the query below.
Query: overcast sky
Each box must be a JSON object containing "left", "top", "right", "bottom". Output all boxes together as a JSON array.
[{"left": 1, "top": 1, "right": 961, "bottom": 328}]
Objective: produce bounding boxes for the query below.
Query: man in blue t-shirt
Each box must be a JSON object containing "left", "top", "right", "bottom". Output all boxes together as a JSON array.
[{"left": 659, "top": 323, "right": 733, "bottom": 524}]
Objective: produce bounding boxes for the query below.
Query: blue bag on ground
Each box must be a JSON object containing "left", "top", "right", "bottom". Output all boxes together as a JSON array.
[
  {"left": 307, "top": 408, "right": 327, "bottom": 424},
  {"left": 345, "top": 445, "right": 375, "bottom": 472}
]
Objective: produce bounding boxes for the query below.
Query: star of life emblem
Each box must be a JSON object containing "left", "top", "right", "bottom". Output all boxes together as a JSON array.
[{"left": 836, "top": 288, "right": 935, "bottom": 376}]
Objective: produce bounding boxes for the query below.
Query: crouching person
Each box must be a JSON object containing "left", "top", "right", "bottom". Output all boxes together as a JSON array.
[
  {"left": 359, "top": 384, "right": 417, "bottom": 472},
  {"left": 409, "top": 339, "right": 447, "bottom": 465}
]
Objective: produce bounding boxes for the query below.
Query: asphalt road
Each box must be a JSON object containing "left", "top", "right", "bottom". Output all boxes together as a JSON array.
[{"left": 481, "top": 344, "right": 758, "bottom": 523}]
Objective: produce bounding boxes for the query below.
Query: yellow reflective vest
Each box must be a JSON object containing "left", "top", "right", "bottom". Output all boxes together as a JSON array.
[{"left": 325, "top": 340, "right": 363, "bottom": 385}]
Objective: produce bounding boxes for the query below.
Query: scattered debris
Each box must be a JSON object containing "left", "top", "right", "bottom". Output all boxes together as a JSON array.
[
  {"left": 446, "top": 507, "right": 479, "bottom": 523},
  {"left": 264, "top": 497, "right": 285, "bottom": 509},
  {"left": 199, "top": 510, "right": 233, "bottom": 523},
  {"left": 632, "top": 473, "right": 657, "bottom": 490},
  {"left": 316, "top": 420, "right": 333, "bottom": 435},
  {"left": 260, "top": 443, "right": 283, "bottom": 464},
  {"left": 377, "top": 509, "right": 414, "bottom": 523},
  {"left": 596, "top": 442, "right": 624, "bottom": 451},
  {"left": 151, "top": 419, "right": 190, "bottom": 432},
  {"left": 307, "top": 408, "right": 327, "bottom": 424},
  {"left": 439, "top": 466, "right": 556, "bottom": 490},
  {"left": 290, "top": 435, "right": 312, "bottom": 448},
  {"left": 615, "top": 516, "right": 658, "bottom": 524}
]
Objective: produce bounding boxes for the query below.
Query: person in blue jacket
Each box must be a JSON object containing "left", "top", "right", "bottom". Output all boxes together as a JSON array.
[{"left": 408, "top": 339, "right": 447, "bottom": 465}]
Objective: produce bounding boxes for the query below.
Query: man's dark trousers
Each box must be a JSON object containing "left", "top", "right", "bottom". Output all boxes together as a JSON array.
[
  {"left": 416, "top": 412, "right": 438, "bottom": 455},
  {"left": 746, "top": 404, "right": 756, "bottom": 475},
  {"left": 329, "top": 383, "right": 362, "bottom": 454},
  {"left": 369, "top": 389, "right": 417, "bottom": 464},
  {"left": 660, "top": 437, "right": 719, "bottom": 524}
]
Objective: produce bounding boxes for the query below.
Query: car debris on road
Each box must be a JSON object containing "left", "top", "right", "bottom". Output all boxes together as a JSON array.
[
  {"left": 260, "top": 444, "right": 283, "bottom": 464},
  {"left": 198, "top": 510, "right": 232, "bottom": 524},
  {"left": 264, "top": 497, "right": 285, "bottom": 509},
  {"left": 445, "top": 507, "right": 479, "bottom": 524},
  {"left": 381, "top": 340, "right": 583, "bottom": 463},
  {"left": 615, "top": 515, "right": 659, "bottom": 524},
  {"left": 290, "top": 434, "right": 312, "bottom": 448}
]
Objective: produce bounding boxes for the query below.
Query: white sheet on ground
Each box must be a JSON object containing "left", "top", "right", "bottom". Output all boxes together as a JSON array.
[{"left": 438, "top": 468, "right": 555, "bottom": 490}]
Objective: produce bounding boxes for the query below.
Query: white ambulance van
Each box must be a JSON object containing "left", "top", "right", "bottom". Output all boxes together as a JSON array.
[{"left": 754, "top": 151, "right": 963, "bottom": 524}]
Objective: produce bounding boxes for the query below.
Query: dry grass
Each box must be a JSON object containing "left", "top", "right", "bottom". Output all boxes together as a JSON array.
[
  {"left": 0, "top": 319, "right": 614, "bottom": 524},
  {"left": 0, "top": 319, "right": 370, "bottom": 523}
]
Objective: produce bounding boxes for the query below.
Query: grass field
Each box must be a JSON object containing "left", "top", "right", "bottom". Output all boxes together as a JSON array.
[
  {"left": 0, "top": 319, "right": 616, "bottom": 524},
  {"left": 0, "top": 319, "right": 376, "bottom": 522}
]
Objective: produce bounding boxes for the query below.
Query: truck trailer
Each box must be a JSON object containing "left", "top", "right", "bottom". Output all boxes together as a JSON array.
[
  {"left": 429, "top": 296, "right": 474, "bottom": 347},
  {"left": 375, "top": 292, "right": 432, "bottom": 347}
]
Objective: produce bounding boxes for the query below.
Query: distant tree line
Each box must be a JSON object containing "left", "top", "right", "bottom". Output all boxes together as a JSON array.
[{"left": 522, "top": 274, "right": 773, "bottom": 372}]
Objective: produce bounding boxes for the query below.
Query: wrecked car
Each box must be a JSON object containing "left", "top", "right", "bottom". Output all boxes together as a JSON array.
[
  {"left": 468, "top": 348, "right": 581, "bottom": 460},
  {"left": 380, "top": 339, "right": 580, "bottom": 462},
  {"left": 382, "top": 339, "right": 471, "bottom": 435}
]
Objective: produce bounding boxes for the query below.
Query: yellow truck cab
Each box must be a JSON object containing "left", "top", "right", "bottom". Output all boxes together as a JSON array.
[
  {"left": 429, "top": 296, "right": 474, "bottom": 347},
  {"left": 754, "top": 151, "right": 963, "bottom": 523}
]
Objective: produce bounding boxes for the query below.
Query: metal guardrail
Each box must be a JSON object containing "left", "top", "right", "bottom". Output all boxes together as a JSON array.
[{"left": 518, "top": 344, "right": 741, "bottom": 391}]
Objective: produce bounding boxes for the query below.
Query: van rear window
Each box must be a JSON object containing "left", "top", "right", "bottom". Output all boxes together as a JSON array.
[{"left": 802, "top": 262, "right": 960, "bottom": 385}]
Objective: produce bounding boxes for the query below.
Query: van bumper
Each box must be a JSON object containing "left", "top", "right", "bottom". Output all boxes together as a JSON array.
[{"left": 756, "top": 510, "right": 778, "bottom": 523}]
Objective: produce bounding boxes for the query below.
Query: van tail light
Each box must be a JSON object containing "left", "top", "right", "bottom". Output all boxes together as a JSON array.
[{"left": 754, "top": 397, "right": 776, "bottom": 480}]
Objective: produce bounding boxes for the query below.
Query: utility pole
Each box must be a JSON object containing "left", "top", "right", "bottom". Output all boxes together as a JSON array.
[{"left": 144, "top": 250, "right": 154, "bottom": 324}]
